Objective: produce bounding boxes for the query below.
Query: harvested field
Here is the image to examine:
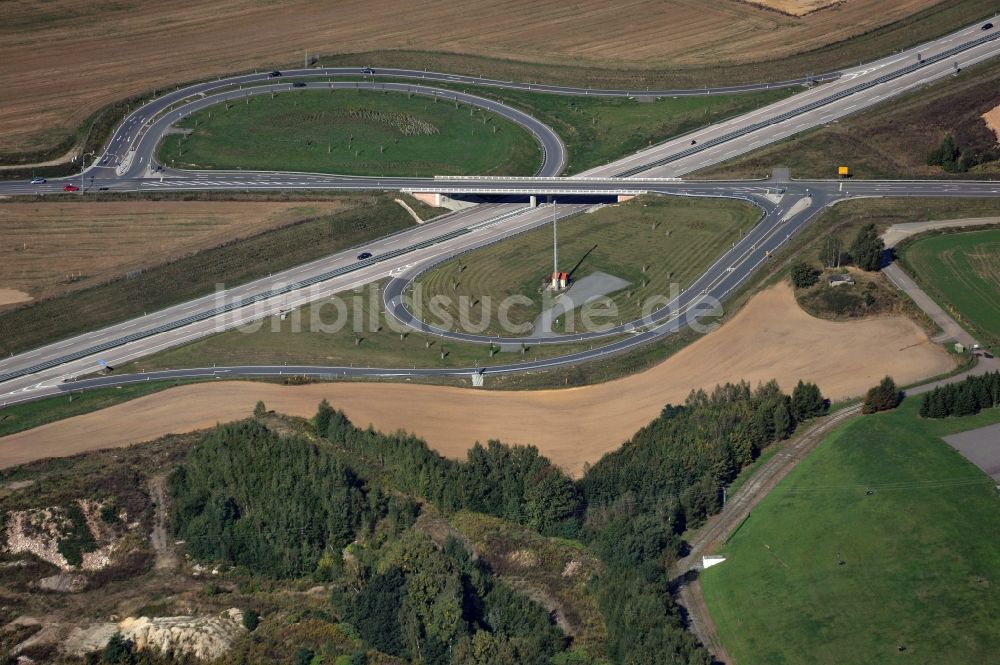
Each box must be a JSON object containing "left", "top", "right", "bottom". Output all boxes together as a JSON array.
[
  {"left": 0, "top": 0, "right": 971, "bottom": 156},
  {"left": 984, "top": 103, "right": 1000, "bottom": 141},
  {"left": 745, "top": 0, "right": 842, "bottom": 17},
  {"left": 0, "top": 200, "right": 355, "bottom": 301},
  {"left": 0, "top": 283, "right": 953, "bottom": 476},
  {"left": 0, "top": 289, "right": 31, "bottom": 307}
]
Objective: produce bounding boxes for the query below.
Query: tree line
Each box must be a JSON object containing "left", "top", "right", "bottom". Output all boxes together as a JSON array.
[
  {"left": 318, "top": 399, "right": 582, "bottom": 538},
  {"left": 920, "top": 371, "right": 1000, "bottom": 418}
]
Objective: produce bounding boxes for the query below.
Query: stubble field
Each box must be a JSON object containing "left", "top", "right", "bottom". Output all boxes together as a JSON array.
[
  {"left": 0, "top": 283, "right": 954, "bottom": 476},
  {"left": 2, "top": 0, "right": 986, "bottom": 158},
  {"left": 0, "top": 199, "right": 358, "bottom": 303}
]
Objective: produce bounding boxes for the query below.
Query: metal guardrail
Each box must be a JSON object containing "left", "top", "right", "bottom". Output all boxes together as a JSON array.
[
  {"left": 403, "top": 188, "right": 649, "bottom": 195},
  {"left": 435, "top": 175, "right": 683, "bottom": 182}
]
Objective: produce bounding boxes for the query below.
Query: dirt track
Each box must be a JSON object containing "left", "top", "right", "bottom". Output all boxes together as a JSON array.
[{"left": 0, "top": 283, "right": 953, "bottom": 475}]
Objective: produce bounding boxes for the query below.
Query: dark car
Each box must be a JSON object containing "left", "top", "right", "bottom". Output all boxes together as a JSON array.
[
  {"left": 362, "top": 66, "right": 374, "bottom": 75},
  {"left": 292, "top": 81, "right": 307, "bottom": 88},
  {"left": 357, "top": 252, "right": 373, "bottom": 260},
  {"left": 269, "top": 70, "right": 283, "bottom": 77},
  {"left": 98, "top": 186, "right": 110, "bottom": 191},
  {"left": 983, "top": 22, "right": 994, "bottom": 30}
]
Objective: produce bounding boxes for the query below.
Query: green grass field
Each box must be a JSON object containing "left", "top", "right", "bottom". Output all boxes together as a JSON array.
[
  {"left": 702, "top": 399, "right": 1000, "bottom": 665},
  {"left": 113, "top": 279, "right": 618, "bottom": 374},
  {"left": 900, "top": 228, "right": 1000, "bottom": 348},
  {"left": 395, "top": 81, "right": 793, "bottom": 175},
  {"left": 415, "top": 195, "right": 758, "bottom": 336},
  {"left": 159, "top": 89, "right": 541, "bottom": 176}
]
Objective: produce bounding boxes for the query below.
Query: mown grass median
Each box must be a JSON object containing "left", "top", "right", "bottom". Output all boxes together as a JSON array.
[{"left": 159, "top": 89, "right": 542, "bottom": 176}]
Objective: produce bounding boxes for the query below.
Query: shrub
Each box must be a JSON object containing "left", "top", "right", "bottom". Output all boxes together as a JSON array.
[
  {"left": 790, "top": 262, "right": 820, "bottom": 288},
  {"left": 862, "top": 376, "right": 902, "bottom": 414},
  {"left": 101, "top": 633, "right": 134, "bottom": 664},
  {"left": 242, "top": 608, "right": 260, "bottom": 632},
  {"left": 57, "top": 503, "right": 98, "bottom": 567}
]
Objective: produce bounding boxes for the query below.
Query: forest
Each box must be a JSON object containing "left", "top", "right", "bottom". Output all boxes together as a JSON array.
[{"left": 168, "top": 378, "right": 827, "bottom": 664}]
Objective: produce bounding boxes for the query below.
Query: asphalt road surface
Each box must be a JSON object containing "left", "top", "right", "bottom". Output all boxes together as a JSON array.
[{"left": 0, "top": 15, "right": 998, "bottom": 406}]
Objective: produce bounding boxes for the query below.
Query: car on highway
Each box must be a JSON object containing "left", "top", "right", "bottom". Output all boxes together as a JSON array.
[
  {"left": 362, "top": 66, "right": 374, "bottom": 75},
  {"left": 983, "top": 22, "right": 994, "bottom": 31},
  {"left": 357, "top": 251, "right": 373, "bottom": 260},
  {"left": 62, "top": 184, "right": 80, "bottom": 192},
  {"left": 292, "top": 81, "right": 307, "bottom": 88},
  {"left": 98, "top": 186, "right": 110, "bottom": 191},
  {"left": 269, "top": 70, "right": 282, "bottom": 77},
  {"left": 30, "top": 177, "right": 46, "bottom": 184}
]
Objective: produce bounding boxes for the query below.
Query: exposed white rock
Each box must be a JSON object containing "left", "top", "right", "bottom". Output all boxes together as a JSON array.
[{"left": 64, "top": 609, "right": 245, "bottom": 661}]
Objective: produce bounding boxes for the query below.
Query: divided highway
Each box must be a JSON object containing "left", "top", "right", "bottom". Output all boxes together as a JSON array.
[{"left": 0, "top": 15, "right": 998, "bottom": 406}]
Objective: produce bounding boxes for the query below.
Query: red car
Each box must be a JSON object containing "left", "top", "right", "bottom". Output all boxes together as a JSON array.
[{"left": 63, "top": 184, "right": 80, "bottom": 192}]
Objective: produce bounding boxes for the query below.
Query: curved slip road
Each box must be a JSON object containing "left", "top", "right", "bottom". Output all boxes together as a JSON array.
[{"left": 0, "top": 16, "right": 998, "bottom": 405}]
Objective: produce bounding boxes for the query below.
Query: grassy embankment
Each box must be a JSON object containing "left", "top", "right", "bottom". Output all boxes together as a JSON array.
[
  {"left": 110, "top": 195, "right": 756, "bottom": 369},
  {"left": 696, "top": 56, "right": 1000, "bottom": 180},
  {"left": 395, "top": 81, "right": 794, "bottom": 174},
  {"left": 702, "top": 398, "right": 1000, "bottom": 665},
  {"left": 159, "top": 89, "right": 542, "bottom": 177},
  {"left": 898, "top": 227, "right": 1000, "bottom": 348},
  {"left": 6, "top": 198, "right": 999, "bottom": 436},
  {"left": 111, "top": 277, "right": 618, "bottom": 374},
  {"left": 415, "top": 195, "right": 759, "bottom": 335},
  {"left": 0, "top": 199, "right": 368, "bottom": 302}
]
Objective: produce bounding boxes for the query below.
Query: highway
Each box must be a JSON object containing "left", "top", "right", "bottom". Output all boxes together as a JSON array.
[{"left": 0, "top": 15, "right": 998, "bottom": 407}]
